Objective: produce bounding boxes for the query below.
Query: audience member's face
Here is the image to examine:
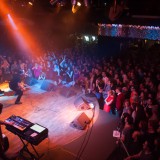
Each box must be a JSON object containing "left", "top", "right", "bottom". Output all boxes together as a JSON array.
[
  {"left": 114, "top": 74, "right": 118, "bottom": 79},
  {"left": 102, "top": 72, "right": 106, "bottom": 77},
  {"left": 124, "top": 117, "right": 128, "bottom": 123},
  {"left": 108, "top": 90, "right": 112, "bottom": 95},
  {"left": 109, "top": 70, "right": 113, "bottom": 75},
  {"left": 147, "top": 97, "right": 152, "bottom": 105},
  {"left": 95, "top": 69, "right": 99, "bottom": 74},
  {"left": 120, "top": 70, "right": 124, "bottom": 75},
  {"left": 140, "top": 92, "right": 145, "bottom": 99},
  {"left": 129, "top": 80, "right": 134, "bottom": 86},
  {"left": 127, "top": 109, "right": 132, "bottom": 115},
  {"left": 143, "top": 141, "right": 148, "bottom": 150},
  {"left": 115, "top": 88, "right": 119, "bottom": 94},
  {"left": 122, "top": 87, "right": 128, "bottom": 92},
  {"left": 138, "top": 121, "right": 142, "bottom": 129},
  {"left": 124, "top": 101, "right": 129, "bottom": 107},
  {"left": 122, "top": 74, "right": 127, "bottom": 79},
  {"left": 132, "top": 131, "right": 140, "bottom": 140}
]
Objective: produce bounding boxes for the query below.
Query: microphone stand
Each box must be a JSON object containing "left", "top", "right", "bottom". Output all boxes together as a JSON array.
[{"left": 119, "top": 138, "right": 130, "bottom": 157}]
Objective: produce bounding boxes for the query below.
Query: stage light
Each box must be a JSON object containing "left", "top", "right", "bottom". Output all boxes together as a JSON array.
[
  {"left": 92, "top": 36, "right": 96, "bottom": 41},
  {"left": 72, "top": 0, "right": 81, "bottom": 13},
  {"left": 28, "top": 2, "right": 33, "bottom": 6},
  {"left": 84, "top": 36, "right": 89, "bottom": 41},
  {"left": 7, "top": 14, "right": 17, "bottom": 30},
  {"left": 72, "top": 6, "right": 76, "bottom": 13},
  {"left": 77, "top": 1, "right": 81, "bottom": 6},
  {"left": 71, "top": 0, "right": 76, "bottom": 13}
]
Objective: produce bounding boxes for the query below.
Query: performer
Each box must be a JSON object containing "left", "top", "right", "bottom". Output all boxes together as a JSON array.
[{"left": 9, "top": 70, "right": 23, "bottom": 104}]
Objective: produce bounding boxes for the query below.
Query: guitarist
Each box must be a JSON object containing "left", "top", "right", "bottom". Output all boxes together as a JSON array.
[
  {"left": 9, "top": 70, "right": 23, "bottom": 105},
  {"left": 0, "top": 103, "right": 10, "bottom": 160}
]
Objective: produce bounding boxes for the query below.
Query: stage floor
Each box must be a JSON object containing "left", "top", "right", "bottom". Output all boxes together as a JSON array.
[{"left": 0, "top": 80, "right": 103, "bottom": 159}]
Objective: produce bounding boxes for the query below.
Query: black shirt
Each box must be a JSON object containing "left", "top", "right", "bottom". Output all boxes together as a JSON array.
[{"left": 9, "top": 74, "right": 21, "bottom": 90}]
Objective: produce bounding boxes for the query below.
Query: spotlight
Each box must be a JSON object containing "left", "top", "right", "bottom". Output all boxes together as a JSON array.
[
  {"left": 92, "top": 36, "right": 96, "bottom": 41},
  {"left": 77, "top": 1, "right": 81, "bottom": 6},
  {"left": 72, "top": 1, "right": 81, "bottom": 13},
  {"left": 28, "top": 2, "right": 33, "bottom": 6},
  {"left": 7, "top": 14, "right": 18, "bottom": 30},
  {"left": 84, "top": 36, "right": 89, "bottom": 41}
]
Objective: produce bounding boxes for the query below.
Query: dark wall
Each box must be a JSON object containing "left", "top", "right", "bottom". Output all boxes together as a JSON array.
[{"left": 98, "top": 36, "right": 120, "bottom": 58}]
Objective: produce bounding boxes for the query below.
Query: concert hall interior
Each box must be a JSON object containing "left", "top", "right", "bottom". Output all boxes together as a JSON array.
[{"left": 0, "top": 0, "right": 160, "bottom": 160}]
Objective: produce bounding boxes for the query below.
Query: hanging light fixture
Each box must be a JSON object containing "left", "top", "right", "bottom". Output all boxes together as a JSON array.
[{"left": 72, "top": 0, "right": 81, "bottom": 13}]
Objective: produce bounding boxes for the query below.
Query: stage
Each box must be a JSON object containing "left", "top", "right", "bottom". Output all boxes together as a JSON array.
[{"left": 0, "top": 80, "right": 119, "bottom": 160}]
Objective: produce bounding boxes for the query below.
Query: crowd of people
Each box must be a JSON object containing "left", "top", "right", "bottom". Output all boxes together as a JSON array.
[{"left": 0, "top": 40, "right": 160, "bottom": 159}]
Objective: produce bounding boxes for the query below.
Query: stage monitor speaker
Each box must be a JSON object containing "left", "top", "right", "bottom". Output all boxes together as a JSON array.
[
  {"left": 74, "top": 97, "right": 90, "bottom": 110},
  {"left": 60, "top": 87, "right": 76, "bottom": 98},
  {"left": 71, "top": 112, "right": 91, "bottom": 130},
  {"left": 41, "top": 80, "right": 56, "bottom": 91},
  {"left": 25, "top": 77, "right": 38, "bottom": 86}
]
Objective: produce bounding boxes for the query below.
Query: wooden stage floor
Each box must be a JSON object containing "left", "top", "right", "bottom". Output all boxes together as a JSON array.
[{"left": 0, "top": 80, "right": 119, "bottom": 160}]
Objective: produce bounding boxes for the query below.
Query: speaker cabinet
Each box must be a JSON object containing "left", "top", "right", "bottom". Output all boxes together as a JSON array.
[
  {"left": 71, "top": 112, "right": 91, "bottom": 130},
  {"left": 74, "top": 97, "right": 90, "bottom": 110},
  {"left": 41, "top": 80, "right": 56, "bottom": 91},
  {"left": 25, "top": 77, "right": 38, "bottom": 86}
]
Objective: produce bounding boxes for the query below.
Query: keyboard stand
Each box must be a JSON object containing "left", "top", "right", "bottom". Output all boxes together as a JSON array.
[
  {"left": 18, "top": 137, "right": 44, "bottom": 160},
  {"left": 5, "top": 115, "right": 48, "bottom": 160}
]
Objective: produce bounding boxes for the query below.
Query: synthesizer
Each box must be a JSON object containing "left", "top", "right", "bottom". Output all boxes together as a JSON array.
[{"left": 5, "top": 115, "right": 48, "bottom": 145}]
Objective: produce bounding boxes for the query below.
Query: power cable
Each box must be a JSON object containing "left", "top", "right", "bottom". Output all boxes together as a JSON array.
[{"left": 75, "top": 101, "right": 96, "bottom": 160}]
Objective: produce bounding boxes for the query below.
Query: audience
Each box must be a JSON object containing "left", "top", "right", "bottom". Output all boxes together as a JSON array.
[{"left": 0, "top": 39, "right": 160, "bottom": 160}]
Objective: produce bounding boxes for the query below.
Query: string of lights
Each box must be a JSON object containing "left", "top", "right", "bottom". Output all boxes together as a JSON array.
[{"left": 98, "top": 23, "right": 160, "bottom": 40}]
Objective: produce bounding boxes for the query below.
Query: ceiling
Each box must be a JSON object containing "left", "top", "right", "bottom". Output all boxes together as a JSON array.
[
  {"left": 0, "top": 0, "right": 159, "bottom": 50},
  {"left": 5, "top": 0, "right": 160, "bottom": 20},
  {"left": 1, "top": 0, "right": 160, "bottom": 33}
]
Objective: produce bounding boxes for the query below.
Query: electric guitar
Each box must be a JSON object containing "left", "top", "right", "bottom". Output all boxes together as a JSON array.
[{"left": 18, "top": 81, "right": 29, "bottom": 91}]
